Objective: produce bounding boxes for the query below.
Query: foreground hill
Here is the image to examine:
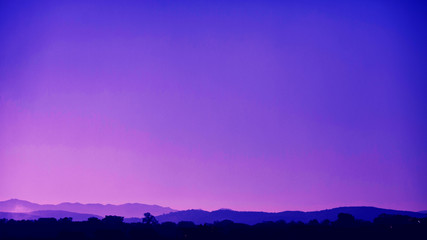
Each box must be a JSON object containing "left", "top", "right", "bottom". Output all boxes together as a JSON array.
[
  {"left": 155, "top": 207, "right": 426, "bottom": 225},
  {"left": 1, "top": 214, "right": 426, "bottom": 240},
  {"left": 0, "top": 199, "right": 176, "bottom": 218}
]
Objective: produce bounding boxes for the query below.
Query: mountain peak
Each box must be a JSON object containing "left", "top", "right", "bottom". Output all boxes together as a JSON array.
[{"left": 3, "top": 199, "right": 32, "bottom": 203}]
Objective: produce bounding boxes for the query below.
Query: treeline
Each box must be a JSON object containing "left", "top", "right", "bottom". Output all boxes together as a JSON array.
[{"left": 1, "top": 213, "right": 426, "bottom": 240}]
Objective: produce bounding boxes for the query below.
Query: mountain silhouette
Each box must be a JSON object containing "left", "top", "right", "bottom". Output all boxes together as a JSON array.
[
  {"left": 0, "top": 199, "right": 175, "bottom": 218},
  {"left": 1, "top": 200, "right": 425, "bottom": 225}
]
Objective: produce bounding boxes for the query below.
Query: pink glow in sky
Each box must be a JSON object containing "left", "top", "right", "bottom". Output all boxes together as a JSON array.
[{"left": 0, "top": 0, "right": 426, "bottom": 212}]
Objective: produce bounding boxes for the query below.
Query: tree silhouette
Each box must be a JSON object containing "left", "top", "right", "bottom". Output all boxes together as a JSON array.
[
  {"left": 308, "top": 219, "right": 319, "bottom": 225},
  {"left": 58, "top": 217, "right": 72, "bottom": 223},
  {"left": 102, "top": 215, "right": 124, "bottom": 224},
  {"left": 142, "top": 212, "right": 159, "bottom": 225},
  {"left": 334, "top": 213, "right": 356, "bottom": 227},
  {"left": 88, "top": 217, "right": 101, "bottom": 223}
]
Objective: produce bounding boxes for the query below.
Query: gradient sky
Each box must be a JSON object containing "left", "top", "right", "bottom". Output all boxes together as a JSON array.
[{"left": 0, "top": 0, "right": 426, "bottom": 212}]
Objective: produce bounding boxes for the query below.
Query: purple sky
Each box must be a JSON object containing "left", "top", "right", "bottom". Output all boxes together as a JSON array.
[{"left": 0, "top": 0, "right": 426, "bottom": 212}]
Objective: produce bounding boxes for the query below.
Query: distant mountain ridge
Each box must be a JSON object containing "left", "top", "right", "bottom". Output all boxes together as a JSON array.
[
  {"left": 0, "top": 199, "right": 176, "bottom": 218},
  {"left": 155, "top": 207, "right": 426, "bottom": 225}
]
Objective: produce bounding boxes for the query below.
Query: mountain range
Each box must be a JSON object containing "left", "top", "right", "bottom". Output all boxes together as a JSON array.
[
  {"left": 0, "top": 199, "right": 425, "bottom": 224},
  {"left": 0, "top": 199, "right": 175, "bottom": 218}
]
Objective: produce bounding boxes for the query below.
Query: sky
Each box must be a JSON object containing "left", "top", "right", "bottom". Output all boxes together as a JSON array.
[{"left": 0, "top": 0, "right": 426, "bottom": 212}]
